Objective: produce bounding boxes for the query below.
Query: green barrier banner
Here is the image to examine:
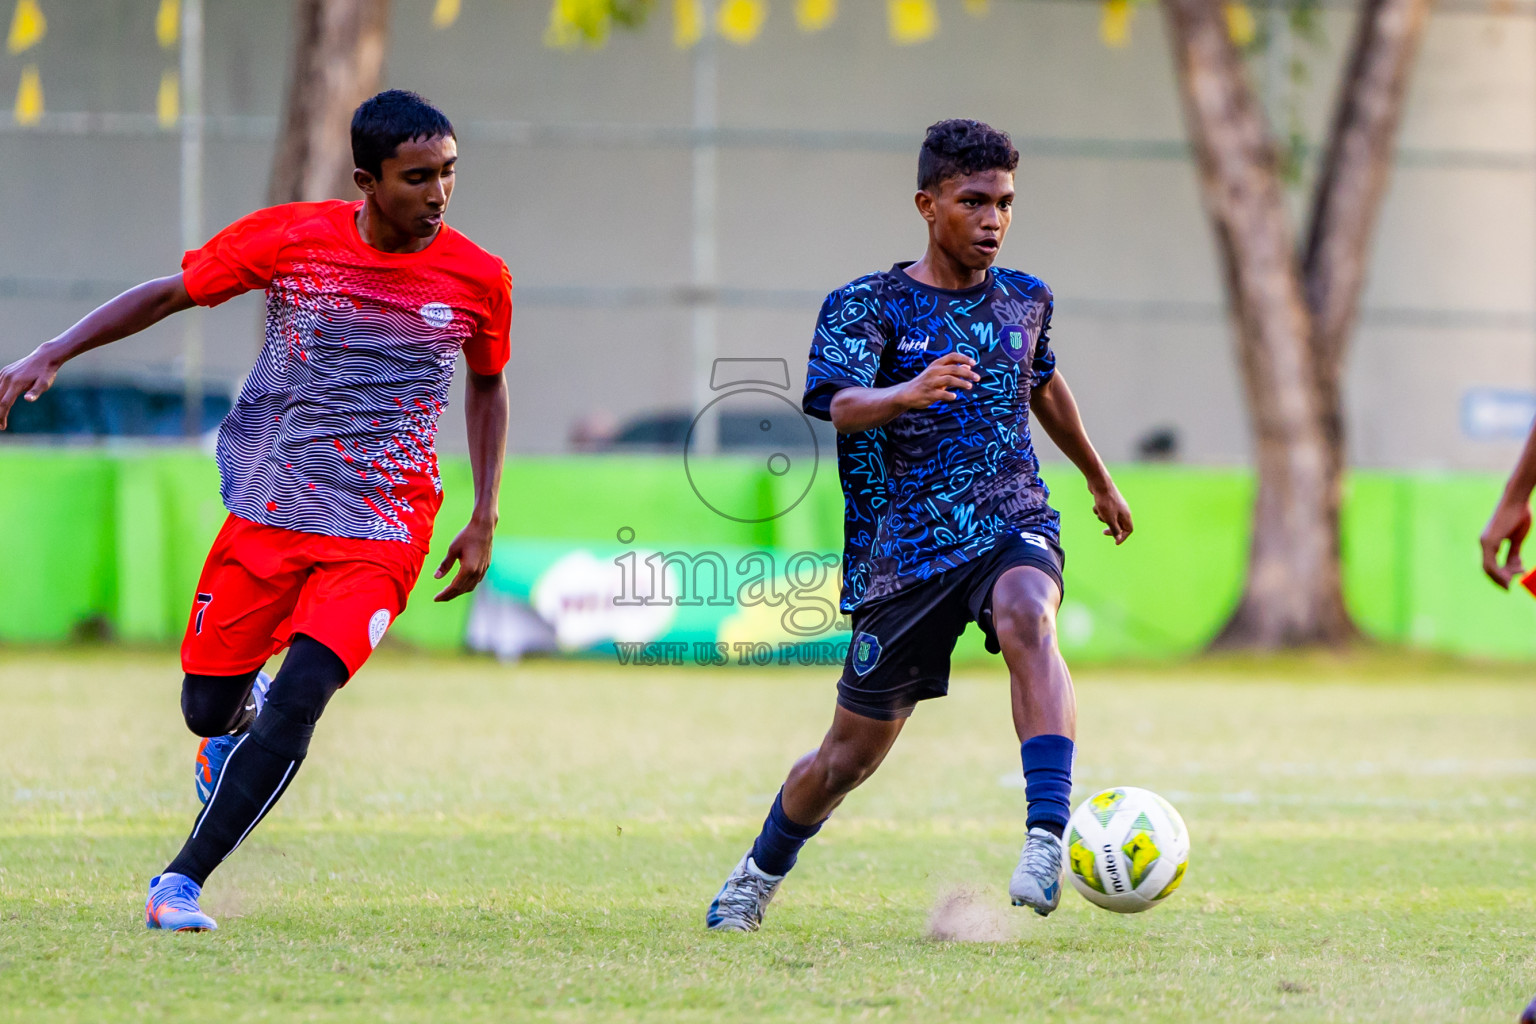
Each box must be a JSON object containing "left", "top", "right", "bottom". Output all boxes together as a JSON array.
[
  {"left": 4, "top": 448, "right": 1536, "bottom": 662},
  {"left": 465, "top": 538, "right": 852, "bottom": 666}
]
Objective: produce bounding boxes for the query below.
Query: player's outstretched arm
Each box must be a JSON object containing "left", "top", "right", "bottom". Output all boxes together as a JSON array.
[
  {"left": 0, "top": 274, "right": 195, "bottom": 430},
  {"left": 1479, "top": 420, "right": 1536, "bottom": 589},
  {"left": 1032, "top": 371, "right": 1133, "bottom": 545},
  {"left": 828, "top": 352, "right": 980, "bottom": 433},
  {"left": 434, "top": 367, "right": 509, "bottom": 602}
]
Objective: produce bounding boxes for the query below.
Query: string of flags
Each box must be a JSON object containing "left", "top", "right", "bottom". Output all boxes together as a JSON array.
[
  {"left": 432, "top": 0, "right": 462, "bottom": 30},
  {"left": 2, "top": 0, "right": 1260, "bottom": 127},
  {"left": 1100, "top": 0, "right": 1256, "bottom": 49},
  {"left": 545, "top": 0, "right": 972, "bottom": 49},
  {"left": 156, "top": 0, "right": 179, "bottom": 127},
  {"left": 537, "top": 0, "right": 1257, "bottom": 52},
  {"left": 4, "top": 0, "right": 203, "bottom": 130},
  {"left": 8, "top": 0, "right": 44, "bottom": 125}
]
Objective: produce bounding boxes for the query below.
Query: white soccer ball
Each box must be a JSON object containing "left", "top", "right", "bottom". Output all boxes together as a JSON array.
[{"left": 1065, "top": 786, "right": 1190, "bottom": 913}]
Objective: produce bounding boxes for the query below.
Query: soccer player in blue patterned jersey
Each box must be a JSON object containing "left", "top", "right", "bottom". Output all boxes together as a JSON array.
[{"left": 706, "top": 119, "right": 1134, "bottom": 930}]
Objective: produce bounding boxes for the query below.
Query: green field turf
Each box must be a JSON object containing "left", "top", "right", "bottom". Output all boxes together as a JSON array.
[{"left": 2, "top": 649, "right": 1534, "bottom": 1022}]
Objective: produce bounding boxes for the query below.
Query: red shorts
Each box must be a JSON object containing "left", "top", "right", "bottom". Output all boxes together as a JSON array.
[{"left": 181, "top": 514, "right": 424, "bottom": 678}]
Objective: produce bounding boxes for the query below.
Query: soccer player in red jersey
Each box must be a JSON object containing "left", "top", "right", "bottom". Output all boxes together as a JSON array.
[{"left": 0, "top": 91, "right": 511, "bottom": 931}]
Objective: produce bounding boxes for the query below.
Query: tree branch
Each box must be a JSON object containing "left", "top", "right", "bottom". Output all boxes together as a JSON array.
[{"left": 1302, "top": 0, "right": 1434, "bottom": 387}]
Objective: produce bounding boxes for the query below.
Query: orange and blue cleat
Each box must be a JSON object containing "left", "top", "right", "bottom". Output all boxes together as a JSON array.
[
  {"left": 194, "top": 734, "right": 240, "bottom": 805},
  {"left": 145, "top": 873, "right": 217, "bottom": 932},
  {"left": 195, "top": 671, "right": 271, "bottom": 805}
]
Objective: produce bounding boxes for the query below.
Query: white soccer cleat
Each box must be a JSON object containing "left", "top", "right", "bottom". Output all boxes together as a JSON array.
[
  {"left": 249, "top": 669, "right": 273, "bottom": 718},
  {"left": 706, "top": 853, "right": 783, "bottom": 932},
  {"left": 1009, "top": 827, "right": 1065, "bottom": 916}
]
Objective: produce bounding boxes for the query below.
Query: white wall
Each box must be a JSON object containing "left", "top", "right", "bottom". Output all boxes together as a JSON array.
[{"left": 2, "top": 0, "right": 1532, "bottom": 470}]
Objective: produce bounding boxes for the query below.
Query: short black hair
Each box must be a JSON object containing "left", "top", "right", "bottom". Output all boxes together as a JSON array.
[
  {"left": 351, "top": 90, "right": 456, "bottom": 178},
  {"left": 917, "top": 119, "right": 1019, "bottom": 192}
]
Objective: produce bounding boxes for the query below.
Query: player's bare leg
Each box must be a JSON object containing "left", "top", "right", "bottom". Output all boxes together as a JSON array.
[
  {"left": 707, "top": 707, "right": 905, "bottom": 931},
  {"left": 993, "top": 565, "right": 1075, "bottom": 743},
  {"left": 781, "top": 705, "right": 907, "bottom": 824},
  {"left": 991, "top": 565, "right": 1074, "bottom": 915}
]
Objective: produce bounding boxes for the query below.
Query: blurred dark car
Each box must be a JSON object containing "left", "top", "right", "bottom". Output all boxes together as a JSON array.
[
  {"left": 605, "top": 406, "right": 836, "bottom": 453},
  {"left": 1, "top": 378, "right": 234, "bottom": 439}
]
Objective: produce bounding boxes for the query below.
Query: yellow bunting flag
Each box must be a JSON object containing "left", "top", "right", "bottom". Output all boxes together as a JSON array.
[
  {"left": 155, "top": 0, "right": 178, "bottom": 49},
  {"left": 1225, "top": 1, "right": 1255, "bottom": 47},
  {"left": 963, "top": 0, "right": 988, "bottom": 15},
  {"left": 674, "top": 0, "right": 703, "bottom": 48},
  {"left": 794, "top": 0, "right": 834, "bottom": 33},
  {"left": 432, "top": 0, "right": 461, "bottom": 29},
  {"left": 7, "top": 0, "right": 45, "bottom": 54},
  {"left": 1100, "top": 0, "right": 1131, "bottom": 48},
  {"left": 544, "top": 0, "right": 610, "bottom": 49},
  {"left": 14, "top": 63, "right": 41, "bottom": 124},
  {"left": 717, "top": 0, "right": 765, "bottom": 44},
  {"left": 887, "top": 0, "right": 935, "bottom": 45},
  {"left": 157, "top": 69, "right": 179, "bottom": 127}
]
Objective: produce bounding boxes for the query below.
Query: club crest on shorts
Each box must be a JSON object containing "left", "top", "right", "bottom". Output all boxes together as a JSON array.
[
  {"left": 368, "top": 609, "right": 391, "bottom": 649},
  {"left": 1001, "top": 324, "right": 1030, "bottom": 362},
  {"left": 851, "top": 631, "right": 882, "bottom": 677},
  {"left": 418, "top": 301, "right": 453, "bottom": 329}
]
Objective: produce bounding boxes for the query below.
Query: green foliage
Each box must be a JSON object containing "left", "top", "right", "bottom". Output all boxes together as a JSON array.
[
  {"left": 3, "top": 651, "right": 1534, "bottom": 1021},
  {"left": 607, "top": 0, "right": 656, "bottom": 30},
  {"left": 545, "top": 0, "right": 656, "bottom": 48},
  {"left": 1242, "top": 0, "right": 1329, "bottom": 186},
  {"left": 1287, "top": 0, "right": 1325, "bottom": 45}
]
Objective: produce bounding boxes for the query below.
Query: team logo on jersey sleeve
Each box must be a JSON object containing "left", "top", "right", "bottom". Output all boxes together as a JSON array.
[
  {"left": 851, "top": 631, "right": 883, "bottom": 676},
  {"left": 418, "top": 302, "right": 454, "bottom": 329}
]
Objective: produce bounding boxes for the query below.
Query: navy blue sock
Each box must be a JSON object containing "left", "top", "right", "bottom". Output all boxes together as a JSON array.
[
  {"left": 1021, "top": 734, "right": 1074, "bottom": 838},
  {"left": 748, "top": 789, "right": 825, "bottom": 877}
]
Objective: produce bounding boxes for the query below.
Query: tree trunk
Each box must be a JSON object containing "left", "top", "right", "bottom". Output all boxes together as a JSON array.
[
  {"left": 1302, "top": 0, "right": 1434, "bottom": 580},
  {"left": 1160, "top": 0, "right": 1433, "bottom": 648},
  {"left": 268, "top": 0, "right": 390, "bottom": 205},
  {"left": 1161, "top": 0, "right": 1349, "bottom": 647}
]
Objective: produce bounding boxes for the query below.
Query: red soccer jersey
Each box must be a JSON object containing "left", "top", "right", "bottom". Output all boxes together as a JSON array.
[{"left": 182, "top": 200, "right": 512, "bottom": 551}]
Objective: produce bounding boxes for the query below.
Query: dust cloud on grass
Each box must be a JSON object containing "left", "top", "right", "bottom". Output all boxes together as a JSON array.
[{"left": 924, "top": 886, "right": 1018, "bottom": 942}]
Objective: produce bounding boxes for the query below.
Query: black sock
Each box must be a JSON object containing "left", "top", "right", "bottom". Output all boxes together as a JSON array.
[
  {"left": 165, "top": 636, "right": 346, "bottom": 886},
  {"left": 748, "top": 789, "right": 826, "bottom": 877},
  {"left": 166, "top": 710, "right": 307, "bottom": 885}
]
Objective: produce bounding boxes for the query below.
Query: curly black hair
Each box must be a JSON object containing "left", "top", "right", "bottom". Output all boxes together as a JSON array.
[{"left": 917, "top": 119, "right": 1019, "bottom": 192}]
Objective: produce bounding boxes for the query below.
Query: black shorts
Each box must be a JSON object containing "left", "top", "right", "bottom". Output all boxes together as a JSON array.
[{"left": 836, "top": 532, "right": 1065, "bottom": 721}]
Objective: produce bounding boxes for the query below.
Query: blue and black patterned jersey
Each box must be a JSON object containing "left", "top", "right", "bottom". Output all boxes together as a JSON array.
[{"left": 803, "top": 263, "right": 1060, "bottom": 612}]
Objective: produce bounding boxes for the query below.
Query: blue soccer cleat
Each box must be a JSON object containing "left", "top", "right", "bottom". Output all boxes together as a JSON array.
[
  {"left": 194, "top": 734, "right": 239, "bottom": 805},
  {"left": 249, "top": 668, "right": 273, "bottom": 716},
  {"left": 1009, "top": 827, "right": 1065, "bottom": 916},
  {"left": 195, "top": 670, "right": 270, "bottom": 805},
  {"left": 145, "top": 873, "right": 217, "bottom": 932},
  {"left": 706, "top": 853, "right": 783, "bottom": 932}
]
